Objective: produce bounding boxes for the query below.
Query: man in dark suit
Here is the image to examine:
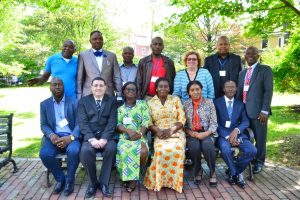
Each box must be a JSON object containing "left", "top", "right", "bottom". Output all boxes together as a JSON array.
[
  {"left": 214, "top": 80, "right": 256, "bottom": 188},
  {"left": 77, "top": 30, "right": 122, "bottom": 99},
  {"left": 237, "top": 46, "right": 273, "bottom": 174},
  {"left": 204, "top": 36, "right": 242, "bottom": 99},
  {"left": 136, "top": 37, "right": 176, "bottom": 100},
  {"left": 39, "top": 77, "right": 80, "bottom": 196},
  {"left": 78, "top": 77, "right": 118, "bottom": 198}
]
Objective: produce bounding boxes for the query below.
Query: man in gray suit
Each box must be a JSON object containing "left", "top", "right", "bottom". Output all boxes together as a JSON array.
[
  {"left": 77, "top": 30, "right": 122, "bottom": 99},
  {"left": 237, "top": 46, "right": 273, "bottom": 174}
]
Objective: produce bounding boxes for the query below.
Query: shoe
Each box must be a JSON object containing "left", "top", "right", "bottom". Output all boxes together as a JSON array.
[
  {"left": 253, "top": 165, "right": 263, "bottom": 174},
  {"left": 209, "top": 176, "right": 218, "bottom": 187},
  {"left": 85, "top": 186, "right": 97, "bottom": 198},
  {"left": 125, "top": 181, "right": 136, "bottom": 193},
  {"left": 101, "top": 184, "right": 112, "bottom": 197},
  {"left": 53, "top": 180, "right": 65, "bottom": 194},
  {"left": 226, "top": 175, "right": 235, "bottom": 185},
  {"left": 64, "top": 182, "right": 74, "bottom": 196},
  {"left": 234, "top": 174, "right": 246, "bottom": 188}
]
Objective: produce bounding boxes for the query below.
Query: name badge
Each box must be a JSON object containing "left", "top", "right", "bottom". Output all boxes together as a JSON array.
[
  {"left": 225, "top": 121, "right": 231, "bottom": 128},
  {"left": 150, "top": 76, "right": 159, "bottom": 83},
  {"left": 123, "top": 117, "right": 132, "bottom": 125},
  {"left": 122, "top": 81, "right": 127, "bottom": 86},
  {"left": 117, "top": 96, "right": 123, "bottom": 101},
  {"left": 219, "top": 70, "right": 226, "bottom": 76},
  {"left": 243, "top": 85, "right": 249, "bottom": 91},
  {"left": 59, "top": 118, "right": 69, "bottom": 128}
]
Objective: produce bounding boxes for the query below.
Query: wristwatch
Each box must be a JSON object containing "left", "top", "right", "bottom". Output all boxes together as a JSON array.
[{"left": 70, "top": 135, "right": 75, "bottom": 141}]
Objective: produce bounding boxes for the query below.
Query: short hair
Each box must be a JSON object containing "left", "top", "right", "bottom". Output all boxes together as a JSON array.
[
  {"left": 217, "top": 36, "right": 229, "bottom": 44},
  {"left": 223, "top": 80, "right": 237, "bottom": 88},
  {"left": 155, "top": 77, "right": 170, "bottom": 91},
  {"left": 63, "top": 39, "right": 76, "bottom": 49},
  {"left": 91, "top": 77, "right": 106, "bottom": 85},
  {"left": 122, "top": 46, "right": 134, "bottom": 53},
  {"left": 183, "top": 51, "right": 201, "bottom": 68},
  {"left": 187, "top": 80, "right": 203, "bottom": 94},
  {"left": 90, "top": 30, "right": 102, "bottom": 38},
  {"left": 151, "top": 36, "right": 163, "bottom": 44},
  {"left": 51, "top": 77, "right": 63, "bottom": 84}
]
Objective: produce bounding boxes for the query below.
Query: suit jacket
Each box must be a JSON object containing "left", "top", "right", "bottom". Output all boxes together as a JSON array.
[
  {"left": 204, "top": 53, "right": 242, "bottom": 99},
  {"left": 77, "top": 94, "right": 118, "bottom": 141},
  {"left": 214, "top": 96, "right": 249, "bottom": 139},
  {"left": 136, "top": 54, "right": 176, "bottom": 99},
  {"left": 236, "top": 63, "right": 273, "bottom": 119},
  {"left": 40, "top": 96, "right": 80, "bottom": 139},
  {"left": 76, "top": 49, "right": 122, "bottom": 98}
]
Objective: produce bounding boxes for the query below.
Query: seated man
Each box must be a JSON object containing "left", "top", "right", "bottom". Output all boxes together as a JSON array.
[
  {"left": 78, "top": 77, "right": 118, "bottom": 198},
  {"left": 214, "top": 80, "right": 257, "bottom": 188},
  {"left": 39, "top": 77, "right": 80, "bottom": 196}
]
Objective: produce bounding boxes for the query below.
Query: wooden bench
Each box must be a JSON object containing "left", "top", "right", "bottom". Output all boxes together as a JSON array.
[{"left": 0, "top": 114, "right": 18, "bottom": 175}]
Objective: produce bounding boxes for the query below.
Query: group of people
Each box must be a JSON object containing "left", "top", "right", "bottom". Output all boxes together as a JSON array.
[{"left": 30, "top": 31, "right": 273, "bottom": 198}]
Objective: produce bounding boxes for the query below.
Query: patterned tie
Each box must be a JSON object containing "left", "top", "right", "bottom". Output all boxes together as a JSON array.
[
  {"left": 227, "top": 100, "right": 233, "bottom": 119},
  {"left": 96, "top": 100, "right": 101, "bottom": 110},
  {"left": 242, "top": 66, "right": 252, "bottom": 103}
]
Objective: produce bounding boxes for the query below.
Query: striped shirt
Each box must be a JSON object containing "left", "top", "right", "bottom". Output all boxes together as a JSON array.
[{"left": 173, "top": 68, "right": 215, "bottom": 101}]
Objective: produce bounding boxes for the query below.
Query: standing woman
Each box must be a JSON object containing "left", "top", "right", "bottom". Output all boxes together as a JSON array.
[
  {"left": 173, "top": 51, "right": 215, "bottom": 101},
  {"left": 183, "top": 80, "right": 218, "bottom": 186},
  {"left": 144, "top": 78, "right": 186, "bottom": 193},
  {"left": 116, "top": 82, "right": 150, "bottom": 192}
]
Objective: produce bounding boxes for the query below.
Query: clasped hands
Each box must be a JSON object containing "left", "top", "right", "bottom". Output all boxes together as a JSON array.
[
  {"left": 187, "top": 130, "right": 209, "bottom": 140},
  {"left": 156, "top": 128, "right": 177, "bottom": 140},
  {"left": 89, "top": 138, "right": 108, "bottom": 149},
  {"left": 127, "top": 129, "right": 142, "bottom": 141},
  {"left": 50, "top": 134, "right": 71, "bottom": 149},
  {"left": 227, "top": 129, "right": 240, "bottom": 147}
]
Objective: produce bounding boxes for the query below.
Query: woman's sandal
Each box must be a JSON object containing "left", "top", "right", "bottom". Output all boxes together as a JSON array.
[
  {"left": 209, "top": 176, "right": 218, "bottom": 187},
  {"left": 193, "top": 170, "right": 203, "bottom": 185},
  {"left": 125, "top": 181, "right": 136, "bottom": 193}
]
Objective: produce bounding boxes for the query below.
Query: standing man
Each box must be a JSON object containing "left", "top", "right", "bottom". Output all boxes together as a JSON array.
[
  {"left": 28, "top": 40, "right": 78, "bottom": 100},
  {"left": 76, "top": 30, "right": 122, "bottom": 99},
  {"left": 237, "top": 46, "right": 273, "bottom": 174},
  {"left": 204, "top": 36, "right": 242, "bottom": 99},
  {"left": 136, "top": 37, "right": 176, "bottom": 100},
  {"left": 39, "top": 78, "right": 80, "bottom": 196},
  {"left": 119, "top": 46, "right": 138, "bottom": 85},
  {"left": 78, "top": 77, "right": 118, "bottom": 198},
  {"left": 214, "top": 80, "right": 256, "bottom": 188}
]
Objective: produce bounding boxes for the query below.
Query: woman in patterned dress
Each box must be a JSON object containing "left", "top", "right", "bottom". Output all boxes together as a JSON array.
[
  {"left": 144, "top": 78, "right": 186, "bottom": 193},
  {"left": 183, "top": 80, "right": 218, "bottom": 186},
  {"left": 116, "top": 82, "right": 150, "bottom": 192}
]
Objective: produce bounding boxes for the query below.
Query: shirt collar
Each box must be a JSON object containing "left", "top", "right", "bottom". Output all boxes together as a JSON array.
[
  {"left": 120, "top": 63, "right": 137, "bottom": 68},
  {"left": 58, "top": 53, "right": 74, "bottom": 60},
  {"left": 92, "top": 48, "right": 103, "bottom": 53},
  {"left": 248, "top": 62, "right": 258, "bottom": 70},
  {"left": 224, "top": 95, "right": 234, "bottom": 103},
  {"left": 53, "top": 95, "right": 65, "bottom": 104},
  {"left": 93, "top": 96, "right": 103, "bottom": 102}
]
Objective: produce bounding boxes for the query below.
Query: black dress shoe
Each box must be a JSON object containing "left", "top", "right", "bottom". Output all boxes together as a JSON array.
[
  {"left": 85, "top": 186, "right": 97, "bottom": 198},
  {"left": 253, "top": 165, "right": 263, "bottom": 174},
  {"left": 64, "top": 182, "right": 74, "bottom": 196},
  {"left": 53, "top": 180, "right": 65, "bottom": 194},
  {"left": 227, "top": 175, "right": 235, "bottom": 185},
  {"left": 234, "top": 174, "right": 246, "bottom": 188},
  {"left": 101, "top": 184, "right": 112, "bottom": 197}
]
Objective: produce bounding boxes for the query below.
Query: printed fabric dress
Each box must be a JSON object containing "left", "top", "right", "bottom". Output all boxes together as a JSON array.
[
  {"left": 116, "top": 100, "right": 151, "bottom": 181},
  {"left": 144, "top": 95, "right": 186, "bottom": 193}
]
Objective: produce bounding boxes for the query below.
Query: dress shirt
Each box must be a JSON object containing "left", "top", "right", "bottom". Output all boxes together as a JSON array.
[
  {"left": 92, "top": 48, "right": 103, "bottom": 73},
  {"left": 53, "top": 95, "right": 72, "bottom": 135},
  {"left": 119, "top": 63, "right": 138, "bottom": 83}
]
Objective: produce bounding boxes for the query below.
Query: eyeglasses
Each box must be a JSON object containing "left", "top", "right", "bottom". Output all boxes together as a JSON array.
[
  {"left": 125, "top": 88, "right": 136, "bottom": 93},
  {"left": 187, "top": 58, "right": 197, "bottom": 61},
  {"left": 92, "top": 84, "right": 105, "bottom": 88}
]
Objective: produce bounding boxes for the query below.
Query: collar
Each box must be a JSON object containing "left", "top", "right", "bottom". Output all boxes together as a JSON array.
[
  {"left": 93, "top": 95, "right": 104, "bottom": 102},
  {"left": 217, "top": 53, "right": 230, "bottom": 59},
  {"left": 53, "top": 95, "right": 65, "bottom": 104},
  {"left": 120, "top": 63, "right": 137, "bottom": 68},
  {"left": 58, "top": 53, "right": 74, "bottom": 60},
  {"left": 92, "top": 48, "right": 103, "bottom": 53},
  {"left": 248, "top": 62, "right": 258, "bottom": 70},
  {"left": 224, "top": 95, "right": 234, "bottom": 103}
]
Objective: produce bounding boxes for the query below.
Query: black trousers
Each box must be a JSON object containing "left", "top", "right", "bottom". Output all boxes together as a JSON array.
[
  {"left": 80, "top": 140, "right": 117, "bottom": 187},
  {"left": 186, "top": 135, "right": 216, "bottom": 177}
]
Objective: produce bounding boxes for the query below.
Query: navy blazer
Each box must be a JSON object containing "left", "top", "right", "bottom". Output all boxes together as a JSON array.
[
  {"left": 77, "top": 94, "right": 118, "bottom": 141},
  {"left": 214, "top": 96, "right": 249, "bottom": 139},
  {"left": 40, "top": 96, "right": 80, "bottom": 139}
]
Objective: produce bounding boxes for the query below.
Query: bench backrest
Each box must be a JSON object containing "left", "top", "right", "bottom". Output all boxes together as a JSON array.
[{"left": 0, "top": 113, "right": 13, "bottom": 153}]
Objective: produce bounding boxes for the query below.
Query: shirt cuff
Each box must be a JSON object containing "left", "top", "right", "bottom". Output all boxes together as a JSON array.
[
  {"left": 88, "top": 138, "right": 96, "bottom": 143},
  {"left": 261, "top": 110, "right": 269, "bottom": 115},
  {"left": 234, "top": 128, "right": 241, "bottom": 134}
]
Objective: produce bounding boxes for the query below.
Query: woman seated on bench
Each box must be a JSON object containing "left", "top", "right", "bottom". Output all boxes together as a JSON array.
[
  {"left": 183, "top": 80, "right": 218, "bottom": 186},
  {"left": 116, "top": 82, "right": 150, "bottom": 192},
  {"left": 144, "top": 78, "right": 186, "bottom": 193}
]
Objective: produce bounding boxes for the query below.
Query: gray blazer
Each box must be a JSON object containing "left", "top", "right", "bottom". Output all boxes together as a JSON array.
[
  {"left": 76, "top": 49, "right": 122, "bottom": 98},
  {"left": 237, "top": 63, "right": 273, "bottom": 119}
]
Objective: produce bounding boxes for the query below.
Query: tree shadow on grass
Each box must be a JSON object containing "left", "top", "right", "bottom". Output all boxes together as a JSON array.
[
  {"left": 0, "top": 110, "right": 36, "bottom": 119},
  {"left": 13, "top": 137, "right": 41, "bottom": 158}
]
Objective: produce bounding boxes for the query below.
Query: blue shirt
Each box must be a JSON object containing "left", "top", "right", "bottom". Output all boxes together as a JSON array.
[
  {"left": 119, "top": 63, "right": 138, "bottom": 83},
  {"left": 173, "top": 68, "right": 215, "bottom": 101},
  {"left": 53, "top": 96, "right": 72, "bottom": 136},
  {"left": 45, "top": 53, "right": 78, "bottom": 100}
]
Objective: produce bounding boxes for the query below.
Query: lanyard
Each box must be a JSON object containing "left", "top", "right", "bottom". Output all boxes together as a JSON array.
[{"left": 218, "top": 58, "right": 228, "bottom": 69}]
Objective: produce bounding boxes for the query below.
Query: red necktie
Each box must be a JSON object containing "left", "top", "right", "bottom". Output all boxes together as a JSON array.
[{"left": 243, "top": 66, "right": 252, "bottom": 103}]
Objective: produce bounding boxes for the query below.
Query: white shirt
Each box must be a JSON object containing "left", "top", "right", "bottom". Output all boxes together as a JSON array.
[
  {"left": 92, "top": 48, "right": 103, "bottom": 73},
  {"left": 224, "top": 96, "right": 234, "bottom": 108}
]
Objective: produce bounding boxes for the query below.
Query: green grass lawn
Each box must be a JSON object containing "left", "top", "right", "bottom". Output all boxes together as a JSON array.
[{"left": 0, "top": 86, "right": 299, "bottom": 169}]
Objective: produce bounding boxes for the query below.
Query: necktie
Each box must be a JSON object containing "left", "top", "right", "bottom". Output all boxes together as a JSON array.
[
  {"left": 94, "top": 51, "right": 102, "bottom": 57},
  {"left": 96, "top": 100, "right": 101, "bottom": 110},
  {"left": 242, "top": 66, "right": 252, "bottom": 103},
  {"left": 227, "top": 100, "right": 233, "bottom": 119}
]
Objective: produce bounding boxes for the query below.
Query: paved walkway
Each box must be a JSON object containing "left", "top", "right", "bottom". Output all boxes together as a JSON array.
[{"left": 0, "top": 158, "right": 299, "bottom": 200}]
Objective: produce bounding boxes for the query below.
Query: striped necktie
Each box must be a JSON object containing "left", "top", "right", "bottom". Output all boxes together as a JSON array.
[
  {"left": 243, "top": 66, "right": 252, "bottom": 103},
  {"left": 96, "top": 100, "right": 101, "bottom": 110}
]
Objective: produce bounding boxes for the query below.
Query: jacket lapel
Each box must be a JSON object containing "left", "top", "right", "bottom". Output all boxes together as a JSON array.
[
  {"left": 88, "top": 49, "right": 101, "bottom": 73},
  {"left": 249, "top": 63, "right": 260, "bottom": 89},
  {"left": 97, "top": 95, "right": 107, "bottom": 119},
  {"left": 48, "top": 98, "right": 56, "bottom": 130},
  {"left": 222, "top": 97, "right": 230, "bottom": 120},
  {"left": 100, "top": 50, "right": 108, "bottom": 76}
]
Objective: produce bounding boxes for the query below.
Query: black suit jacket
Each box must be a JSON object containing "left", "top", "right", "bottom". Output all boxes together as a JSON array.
[
  {"left": 204, "top": 53, "right": 242, "bottom": 98},
  {"left": 77, "top": 94, "right": 118, "bottom": 141},
  {"left": 236, "top": 63, "right": 273, "bottom": 119}
]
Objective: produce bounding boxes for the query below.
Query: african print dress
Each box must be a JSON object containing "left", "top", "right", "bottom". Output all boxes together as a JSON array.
[
  {"left": 144, "top": 95, "right": 186, "bottom": 193},
  {"left": 116, "top": 100, "right": 150, "bottom": 181}
]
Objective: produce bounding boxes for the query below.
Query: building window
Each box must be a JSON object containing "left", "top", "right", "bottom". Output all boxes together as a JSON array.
[
  {"left": 261, "top": 39, "right": 268, "bottom": 49},
  {"left": 142, "top": 47, "right": 146, "bottom": 56}
]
